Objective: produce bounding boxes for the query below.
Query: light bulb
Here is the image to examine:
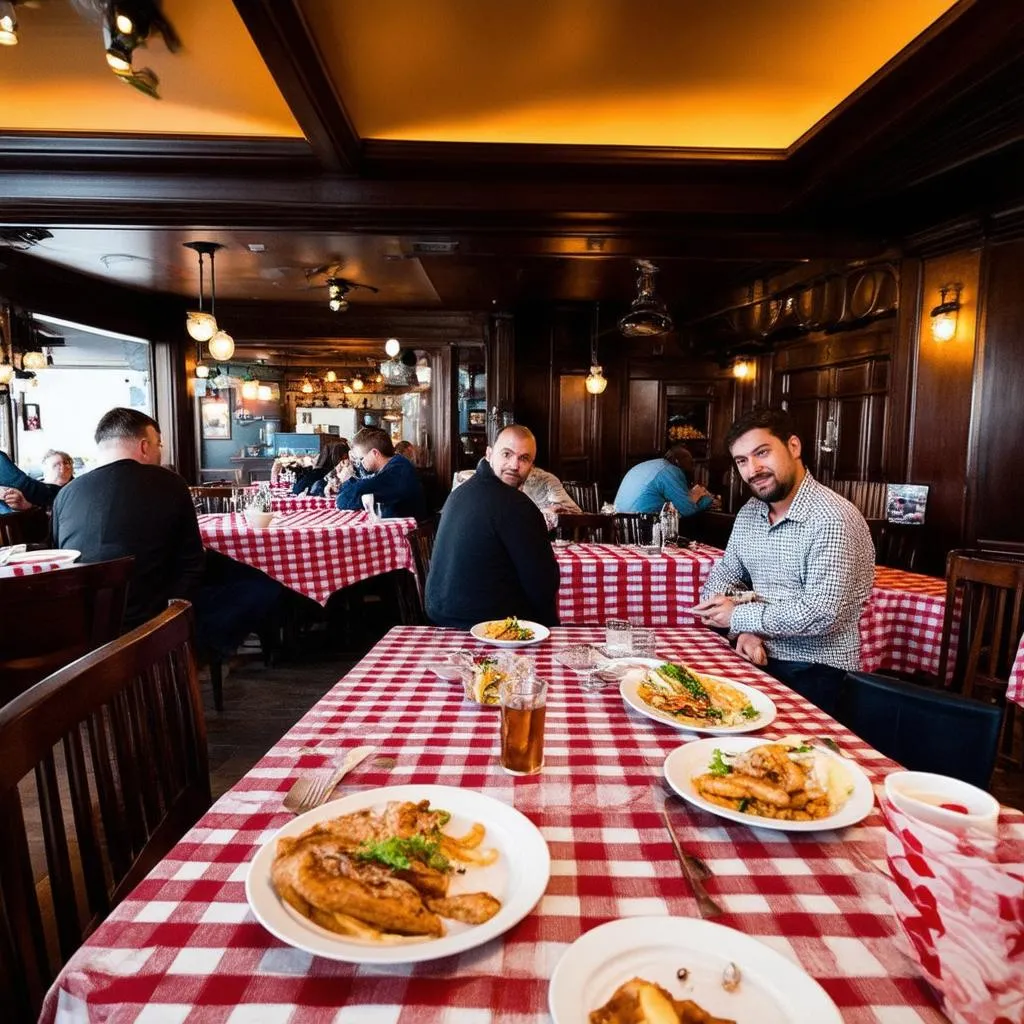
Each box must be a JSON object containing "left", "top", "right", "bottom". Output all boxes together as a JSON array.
[
  {"left": 105, "top": 49, "right": 132, "bottom": 73},
  {"left": 301, "top": 380, "right": 314, "bottom": 395},
  {"left": 257, "top": 384, "right": 272, "bottom": 401},
  {"left": 186, "top": 311, "right": 218, "bottom": 342},
  {"left": 208, "top": 330, "right": 235, "bottom": 361},
  {"left": 352, "top": 377, "right": 363, "bottom": 391},
  {"left": 585, "top": 365, "right": 608, "bottom": 395},
  {"left": 325, "top": 370, "right": 337, "bottom": 383},
  {"left": 733, "top": 360, "right": 753, "bottom": 380},
  {"left": 242, "top": 380, "right": 258, "bottom": 400},
  {"left": 22, "top": 351, "right": 47, "bottom": 371},
  {"left": 385, "top": 337, "right": 400, "bottom": 357},
  {"left": 195, "top": 362, "right": 210, "bottom": 379},
  {"left": 343, "top": 385, "right": 353, "bottom": 395},
  {"left": 0, "top": 9, "right": 16, "bottom": 46},
  {"left": 931, "top": 312, "right": 957, "bottom": 342},
  {"left": 115, "top": 13, "right": 134, "bottom": 34},
  {"left": 329, "top": 297, "right": 348, "bottom": 313}
]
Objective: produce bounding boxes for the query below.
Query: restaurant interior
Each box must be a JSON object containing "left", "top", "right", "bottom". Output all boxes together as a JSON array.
[{"left": 2, "top": 2, "right": 1024, "bottom": 1022}]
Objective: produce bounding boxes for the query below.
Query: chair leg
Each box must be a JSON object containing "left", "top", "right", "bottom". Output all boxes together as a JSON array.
[{"left": 209, "top": 656, "right": 224, "bottom": 712}]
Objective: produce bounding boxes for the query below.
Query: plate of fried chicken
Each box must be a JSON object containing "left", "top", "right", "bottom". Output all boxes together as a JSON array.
[{"left": 246, "top": 784, "right": 550, "bottom": 963}]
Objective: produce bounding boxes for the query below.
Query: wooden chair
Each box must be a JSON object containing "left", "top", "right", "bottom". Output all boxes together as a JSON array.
[
  {"left": 555, "top": 512, "right": 616, "bottom": 544},
  {"left": 189, "top": 486, "right": 241, "bottom": 514},
  {"left": 399, "top": 516, "right": 439, "bottom": 624},
  {"left": 0, "top": 601, "right": 211, "bottom": 1019},
  {"left": 685, "top": 510, "right": 736, "bottom": 550},
  {"left": 0, "top": 508, "right": 50, "bottom": 547},
  {"left": 937, "top": 550, "right": 1024, "bottom": 765},
  {"left": 0, "top": 557, "right": 134, "bottom": 705},
  {"left": 614, "top": 512, "right": 658, "bottom": 545},
  {"left": 867, "top": 519, "right": 925, "bottom": 572},
  {"left": 562, "top": 481, "right": 601, "bottom": 514}
]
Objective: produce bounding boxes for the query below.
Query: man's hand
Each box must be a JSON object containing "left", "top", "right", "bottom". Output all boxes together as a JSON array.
[
  {"left": 690, "top": 483, "right": 711, "bottom": 503},
  {"left": 690, "top": 594, "right": 736, "bottom": 628},
  {"left": 0, "top": 487, "right": 32, "bottom": 511},
  {"left": 324, "top": 479, "right": 339, "bottom": 498},
  {"left": 339, "top": 462, "right": 356, "bottom": 483},
  {"left": 735, "top": 632, "right": 767, "bottom": 666}
]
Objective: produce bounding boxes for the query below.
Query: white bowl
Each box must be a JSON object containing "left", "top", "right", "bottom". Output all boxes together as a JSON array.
[
  {"left": 244, "top": 509, "right": 275, "bottom": 529},
  {"left": 884, "top": 770, "right": 999, "bottom": 836}
]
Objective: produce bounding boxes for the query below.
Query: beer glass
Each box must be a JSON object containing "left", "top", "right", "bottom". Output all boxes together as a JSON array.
[{"left": 499, "top": 672, "right": 547, "bottom": 775}]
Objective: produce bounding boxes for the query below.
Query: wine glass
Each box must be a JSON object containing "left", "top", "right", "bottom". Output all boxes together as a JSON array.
[{"left": 553, "top": 644, "right": 608, "bottom": 696}]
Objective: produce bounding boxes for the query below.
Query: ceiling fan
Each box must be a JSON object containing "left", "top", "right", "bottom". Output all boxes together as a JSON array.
[{"left": 303, "top": 263, "right": 380, "bottom": 312}]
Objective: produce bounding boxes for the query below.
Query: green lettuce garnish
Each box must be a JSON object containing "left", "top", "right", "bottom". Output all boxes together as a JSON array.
[
  {"left": 658, "top": 662, "right": 708, "bottom": 700},
  {"left": 708, "top": 749, "right": 732, "bottom": 776},
  {"left": 356, "top": 834, "right": 450, "bottom": 873},
  {"left": 741, "top": 704, "right": 759, "bottom": 720}
]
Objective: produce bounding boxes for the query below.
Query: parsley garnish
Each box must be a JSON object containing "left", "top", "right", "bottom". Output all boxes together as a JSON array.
[
  {"left": 708, "top": 749, "right": 732, "bottom": 776},
  {"left": 737, "top": 798, "right": 750, "bottom": 812},
  {"left": 703, "top": 707, "right": 724, "bottom": 721},
  {"left": 741, "top": 704, "right": 759, "bottom": 720},
  {"left": 658, "top": 662, "right": 708, "bottom": 700},
  {"left": 356, "top": 834, "right": 450, "bottom": 873},
  {"left": 791, "top": 744, "right": 812, "bottom": 753}
]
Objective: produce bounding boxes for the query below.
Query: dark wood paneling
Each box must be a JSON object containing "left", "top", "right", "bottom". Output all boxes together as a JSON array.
[
  {"left": 626, "top": 380, "right": 661, "bottom": 459},
  {"left": 969, "top": 239, "right": 1024, "bottom": 545},
  {"left": 555, "top": 375, "right": 590, "bottom": 481}
]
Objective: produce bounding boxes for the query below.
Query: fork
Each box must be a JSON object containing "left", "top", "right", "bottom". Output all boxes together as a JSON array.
[
  {"left": 283, "top": 745, "right": 375, "bottom": 815},
  {"left": 661, "top": 810, "right": 723, "bottom": 918}
]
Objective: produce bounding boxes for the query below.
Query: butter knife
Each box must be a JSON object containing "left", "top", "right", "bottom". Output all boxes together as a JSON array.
[{"left": 661, "top": 810, "right": 722, "bottom": 918}]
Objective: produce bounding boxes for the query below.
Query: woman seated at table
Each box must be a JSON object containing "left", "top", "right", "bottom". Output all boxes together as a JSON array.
[{"left": 291, "top": 442, "right": 349, "bottom": 497}]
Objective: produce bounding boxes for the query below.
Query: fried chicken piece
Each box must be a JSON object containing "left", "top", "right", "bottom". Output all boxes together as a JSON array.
[
  {"left": 732, "top": 743, "right": 805, "bottom": 793},
  {"left": 397, "top": 859, "right": 450, "bottom": 899},
  {"left": 697, "top": 773, "right": 791, "bottom": 807},
  {"left": 384, "top": 799, "right": 449, "bottom": 838},
  {"left": 427, "top": 892, "right": 501, "bottom": 924}
]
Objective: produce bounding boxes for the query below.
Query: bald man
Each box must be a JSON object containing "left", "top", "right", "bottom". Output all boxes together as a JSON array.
[{"left": 426, "top": 425, "right": 560, "bottom": 629}]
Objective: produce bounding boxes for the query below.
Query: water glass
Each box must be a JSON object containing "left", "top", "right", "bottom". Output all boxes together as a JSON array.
[
  {"left": 361, "top": 493, "right": 375, "bottom": 514},
  {"left": 375, "top": 502, "right": 385, "bottom": 520},
  {"left": 631, "top": 628, "right": 657, "bottom": 657},
  {"left": 499, "top": 673, "right": 547, "bottom": 775},
  {"left": 605, "top": 618, "right": 633, "bottom": 656}
]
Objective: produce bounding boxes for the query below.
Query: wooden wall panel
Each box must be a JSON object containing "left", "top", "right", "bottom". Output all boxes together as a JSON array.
[
  {"left": 626, "top": 379, "right": 661, "bottom": 459},
  {"left": 556, "top": 374, "right": 589, "bottom": 480},
  {"left": 907, "top": 249, "right": 981, "bottom": 568},
  {"left": 970, "top": 239, "right": 1024, "bottom": 546}
]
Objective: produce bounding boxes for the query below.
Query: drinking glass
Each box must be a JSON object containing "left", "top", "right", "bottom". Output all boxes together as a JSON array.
[
  {"left": 631, "top": 628, "right": 657, "bottom": 658},
  {"left": 361, "top": 493, "right": 375, "bottom": 514},
  {"left": 605, "top": 618, "right": 633, "bottom": 656},
  {"left": 499, "top": 672, "right": 547, "bottom": 775},
  {"left": 375, "top": 502, "right": 384, "bottom": 520},
  {"left": 553, "top": 644, "right": 608, "bottom": 696}
]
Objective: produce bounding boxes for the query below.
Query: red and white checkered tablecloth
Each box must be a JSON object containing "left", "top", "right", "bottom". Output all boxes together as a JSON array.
[
  {"left": 44, "top": 624, "right": 1024, "bottom": 1023},
  {"left": 1008, "top": 633, "right": 1024, "bottom": 708},
  {"left": 269, "top": 494, "right": 336, "bottom": 513},
  {"left": 555, "top": 542, "right": 720, "bottom": 625},
  {"left": 557, "top": 546, "right": 949, "bottom": 678},
  {"left": 198, "top": 509, "right": 417, "bottom": 604}
]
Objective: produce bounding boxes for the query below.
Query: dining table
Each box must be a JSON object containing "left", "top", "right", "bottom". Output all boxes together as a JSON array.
[
  {"left": 198, "top": 509, "right": 417, "bottom": 605},
  {"left": 1008, "top": 633, "right": 1024, "bottom": 708},
  {"left": 555, "top": 543, "right": 950, "bottom": 678},
  {"left": 41, "top": 623, "right": 1024, "bottom": 1024}
]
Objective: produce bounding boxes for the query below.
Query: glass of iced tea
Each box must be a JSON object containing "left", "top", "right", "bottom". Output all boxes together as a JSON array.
[{"left": 499, "top": 672, "right": 547, "bottom": 775}]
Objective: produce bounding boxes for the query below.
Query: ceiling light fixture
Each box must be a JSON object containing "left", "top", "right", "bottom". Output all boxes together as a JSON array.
[
  {"left": 194, "top": 360, "right": 210, "bottom": 380},
  {"left": 352, "top": 375, "right": 364, "bottom": 392},
  {"left": 385, "top": 337, "right": 400, "bottom": 358},
  {"left": 618, "top": 260, "right": 674, "bottom": 338},
  {"left": 0, "top": 1, "right": 18, "bottom": 46},
  {"left": 184, "top": 241, "right": 220, "bottom": 343},
  {"left": 21, "top": 350, "right": 47, "bottom": 371},
  {"left": 0, "top": 360, "right": 14, "bottom": 385},
  {"left": 930, "top": 283, "right": 962, "bottom": 342},
  {"left": 327, "top": 278, "right": 350, "bottom": 313},
  {"left": 732, "top": 359, "right": 755, "bottom": 380},
  {"left": 325, "top": 369, "right": 337, "bottom": 383},
  {"left": 585, "top": 302, "right": 608, "bottom": 395},
  {"left": 102, "top": 1, "right": 181, "bottom": 98},
  {"left": 257, "top": 384, "right": 272, "bottom": 402}
]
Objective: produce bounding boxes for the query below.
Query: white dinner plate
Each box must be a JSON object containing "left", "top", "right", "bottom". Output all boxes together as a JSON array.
[
  {"left": 663, "top": 736, "right": 875, "bottom": 832},
  {"left": 469, "top": 619, "right": 550, "bottom": 647},
  {"left": 5, "top": 548, "right": 81, "bottom": 567},
  {"left": 246, "top": 783, "right": 550, "bottom": 964},
  {"left": 616, "top": 659, "right": 777, "bottom": 734},
  {"left": 549, "top": 916, "right": 842, "bottom": 1024}
]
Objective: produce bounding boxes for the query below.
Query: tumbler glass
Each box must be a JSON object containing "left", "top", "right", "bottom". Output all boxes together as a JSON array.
[
  {"left": 499, "top": 672, "right": 547, "bottom": 775},
  {"left": 605, "top": 618, "right": 633, "bottom": 657}
]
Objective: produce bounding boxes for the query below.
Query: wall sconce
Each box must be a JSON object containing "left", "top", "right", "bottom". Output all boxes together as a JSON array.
[
  {"left": 930, "top": 283, "right": 962, "bottom": 342},
  {"left": 732, "top": 359, "right": 755, "bottom": 380},
  {"left": 585, "top": 302, "right": 609, "bottom": 395}
]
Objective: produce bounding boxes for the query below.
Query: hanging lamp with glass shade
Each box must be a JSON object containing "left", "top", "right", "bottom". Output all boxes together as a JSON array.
[
  {"left": 385, "top": 337, "right": 400, "bottom": 358},
  {"left": 183, "top": 242, "right": 220, "bottom": 343},
  {"left": 585, "top": 302, "right": 609, "bottom": 395},
  {"left": 325, "top": 369, "right": 337, "bottom": 383},
  {"left": 618, "top": 260, "right": 674, "bottom": 337},
  {"left": 205, "top": 246, "right": 234, "bottom": 360}
]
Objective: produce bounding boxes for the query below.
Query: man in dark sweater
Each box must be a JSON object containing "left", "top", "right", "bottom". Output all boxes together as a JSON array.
[
  {"left": 335, "top": 426, "right": 425, "bottom": 520},
  {"left": 426, "top": 425, "right": 560, "bottom": 629},
  {"left": 53, "top": 408, "right": 280, "bottom": 653}
]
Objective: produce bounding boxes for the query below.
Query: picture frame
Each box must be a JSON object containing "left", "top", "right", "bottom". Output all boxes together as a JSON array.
[
  {"left": 468, "top": 409, "right": 486, "bottom": 428},
  {"left": 22, "top": 402, "right": 41, "bottom": 431},
  {"left": 200, "top": 394, "right": 231, "bottom": 440},
  {"left": 885, "top": 483, "right": 929, "bottom": 525}
]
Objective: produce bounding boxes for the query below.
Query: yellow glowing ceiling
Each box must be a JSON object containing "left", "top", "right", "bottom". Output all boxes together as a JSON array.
[
  {"left": 0, "top": 0, "right": 301, "bottom": 137},
  {"left": 301, "top": 0, "right": 959, "bottom": 150}
]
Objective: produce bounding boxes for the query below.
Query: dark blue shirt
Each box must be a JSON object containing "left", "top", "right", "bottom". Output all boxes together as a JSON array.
[
  {"left": 0, "top": 451, "right": 60, "bottom": 514},
  {"left": 335, "top": 453, "right": 425, "bottom": 520}
]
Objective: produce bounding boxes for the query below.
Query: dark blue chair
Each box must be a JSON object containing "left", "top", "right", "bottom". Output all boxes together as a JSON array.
[{"left": 838, "top": 671, "right": 1001, "bottom": 789}]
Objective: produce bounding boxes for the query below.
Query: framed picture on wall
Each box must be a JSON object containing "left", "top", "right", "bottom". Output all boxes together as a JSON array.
[
  {"left": 200, "top": 394, "right": 231, "bottom": 440},
  {"left": 468, "top": 410, "right": 486, "bottom": 428},
  {"left": 22, "top": 403, "right": 41, "bottom": 431}
]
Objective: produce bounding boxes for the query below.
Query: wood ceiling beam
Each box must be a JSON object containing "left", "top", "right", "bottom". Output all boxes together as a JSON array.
[{"left": 231, "top": 0, "right": 362, "bottom": 173}]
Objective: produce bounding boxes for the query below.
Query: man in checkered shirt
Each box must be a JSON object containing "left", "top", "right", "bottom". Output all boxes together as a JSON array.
[{"left": 694, "top": 407, "right": 874, "bottom": 714}]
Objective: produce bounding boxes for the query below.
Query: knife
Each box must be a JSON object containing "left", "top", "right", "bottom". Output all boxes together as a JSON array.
[{"left": 661, "top": 810, "right": 722, "bottom": 918}]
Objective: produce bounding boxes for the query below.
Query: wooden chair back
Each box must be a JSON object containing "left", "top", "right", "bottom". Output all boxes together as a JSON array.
[
  {"left": 938, "top": 550, "right": 1024, "bottom": 700},
  {"left": 0, "top": 601, "right": 210, "bottom": 1019},
  {"left": 189, "top": 486, "right": 242, "bottom": 514},
  {"left": 684, "top": 510, "right": 735, "bottom": 550},
  {"left": 614, "top": 512, "right": 658, "bottom": 545},
  {"left": 0, "top": 557, "right": 134, "bottom": 705},
  {"left": 0, "top": 509, "right": 50, "bottom": 547},
  {"left": 867, "top": 519, "right": 924, "bottom": 572},
  {"left": 562, "top": 481, "right": 601, "bottom": 514},
  {"left": 400, "top": 516, "right": 439, "bottom": 624},
  {"left": 555, "top": 512, "right": 616, "bottom": 544}
]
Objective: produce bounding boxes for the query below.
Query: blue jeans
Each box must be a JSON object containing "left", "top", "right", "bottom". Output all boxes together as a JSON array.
[{"left": 764, "top": 658, "right": 846, "bottom": 717}]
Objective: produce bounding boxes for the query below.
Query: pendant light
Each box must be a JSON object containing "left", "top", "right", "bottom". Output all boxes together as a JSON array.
[
  {"left": 618, "top": 260, "right": 674, "bottom": 338},
  {"left": 385, "top": 337, "right": 400, "bottom": 358},
  {"left": 184, "top": 241, "right": 220, "bottom": 343},
  {"left": 205, "top": 245, "right": 235, "bottom": 361},
  {"left": 325, "top": 369, "right": 337, "bottom": 383},
  {"left": 585, "top": 302, "right": 609, "bottom": 395}
]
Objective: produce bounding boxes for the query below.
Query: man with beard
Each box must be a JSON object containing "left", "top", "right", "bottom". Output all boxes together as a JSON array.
[
  {"left": 693, "top": 407, "right": 874, "bottom": 714},
  {"left": 426, "top": 424, "right": 559, "bottom": 629}
]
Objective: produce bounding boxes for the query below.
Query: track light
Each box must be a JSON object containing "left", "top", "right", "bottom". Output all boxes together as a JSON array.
[
  {"left": 385, "top": 337, "right": 400, "bottom": 358},
  {"left": 0, "top": 2, "right": 18, "bottom": 46}
]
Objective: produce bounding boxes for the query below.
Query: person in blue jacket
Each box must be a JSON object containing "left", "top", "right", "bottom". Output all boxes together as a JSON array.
[
  {"left": 0, "top": 450, "right": 61, "bottom": 514},
  {"left": 613, "top": 443, "right": 714, "bottom": 517},
  {"left": 335, "top": 426, "right": 425, "bottom": 520}
]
